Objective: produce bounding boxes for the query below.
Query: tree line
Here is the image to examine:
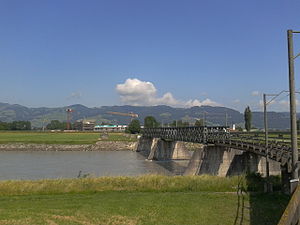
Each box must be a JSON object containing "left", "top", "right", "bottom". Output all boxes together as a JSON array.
[
  {"left": 127, "top": 106, "right": 253, "bottom": 134},
  {"left": 126, "top": 116, "right": 205, "bottom": 134},
  {"left": 0, "top": 121, "right": 31, "bottom": 130},
  {"left": 0, "top": 120, "right": 69, "bottom": 131}
]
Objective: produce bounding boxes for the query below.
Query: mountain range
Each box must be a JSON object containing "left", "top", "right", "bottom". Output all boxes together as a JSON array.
[{"left": 0, "top": 102, "right": 293, "bottom": 129}]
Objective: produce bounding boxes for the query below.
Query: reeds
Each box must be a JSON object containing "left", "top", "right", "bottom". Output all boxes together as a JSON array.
[{"left": 0, "top": 175, "right": 246, "bottom": 196}]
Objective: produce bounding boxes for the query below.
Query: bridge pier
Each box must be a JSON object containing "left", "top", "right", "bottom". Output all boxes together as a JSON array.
[
  {"left": 281, "top": 164, "right": 293, "bottom": 194},
  {"left": 136, "top": 137, "right": 191, "bottom": 160},
  {"left": 148, "top": 139, "right": 191, "bottom": 160},
  {"left": 135, "top": 137, "right": 154, "bottom": 157},
  {"left": 184, "top": 145, "right": 281, "bottom": 177}
]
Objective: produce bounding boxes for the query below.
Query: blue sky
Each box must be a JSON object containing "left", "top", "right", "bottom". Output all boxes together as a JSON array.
[{"left": 0, "top": 0, "right": 300, "bottom": 112}]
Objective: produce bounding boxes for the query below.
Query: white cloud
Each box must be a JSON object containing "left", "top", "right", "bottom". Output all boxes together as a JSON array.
[
  {"left": 251, "top": 91, "right": 260, "bottom": 96},
  {"left": 67, "top": 91, "right": 82, "bottom": 99},
  {"left": 116, "top": 78, "right": 220, "bottom": 107},
  {"left": 185, "top": 99, "right": 219, "bottom": 108},
  {"left": 233, "top": 99, "right": 240, "bottom": 104}
]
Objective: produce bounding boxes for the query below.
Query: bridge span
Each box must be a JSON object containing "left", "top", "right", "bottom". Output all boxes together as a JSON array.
[{"left": 137, "top": 126, "right": 298, "bottom": 192}]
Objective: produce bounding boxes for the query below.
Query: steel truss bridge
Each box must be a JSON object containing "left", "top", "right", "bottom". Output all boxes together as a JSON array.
[{"left": 142, "top": 126, "right": 296, "bottom": 171}]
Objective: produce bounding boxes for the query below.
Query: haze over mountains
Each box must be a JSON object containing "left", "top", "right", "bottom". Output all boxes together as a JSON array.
[{"left": 0, "top": 102, "right": 292, "bottom": 129}]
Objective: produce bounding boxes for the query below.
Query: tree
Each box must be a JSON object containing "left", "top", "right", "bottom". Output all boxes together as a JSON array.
[
  {"left": 144, "top": 116, "right": 159, "bottom": 128},
  {"left": 0, "top": 121, "right": 9, "bottom": 130},
  {"left": 244, "top": 106, "right": 252, "bottom": 132},
  {"left": 10, "top": 121, "right": 31, "bottom": 130},
  {"left": 194, "top": 119, "right": 204, "bottom": 127},
  {"left": 46, "top": 120, "right": 66, "bottom": 130},
  {"left": 127, "top": 119, "right": 141, "bottom": 134},
  {"left": 0, "top": 121, "right": 31, "bottom": 130}
]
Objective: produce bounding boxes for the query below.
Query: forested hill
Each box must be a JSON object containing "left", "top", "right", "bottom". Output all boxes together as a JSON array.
[{"left": 0, "top": 102, "right": 292, "bottom": 129}]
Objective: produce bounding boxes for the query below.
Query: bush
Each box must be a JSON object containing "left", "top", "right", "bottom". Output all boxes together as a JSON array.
[{"left": 127, "top": 119, "right": 141, "bottom": 134}]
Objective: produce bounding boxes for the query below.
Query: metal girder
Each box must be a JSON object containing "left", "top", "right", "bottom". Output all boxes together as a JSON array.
[{"left": 142, "top": 126, "right": 293, "bottom": 169}]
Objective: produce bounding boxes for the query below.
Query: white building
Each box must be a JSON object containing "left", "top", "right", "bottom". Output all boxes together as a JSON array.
[{"left": 94, "top": 125, "right": 127, "bottom": 132}]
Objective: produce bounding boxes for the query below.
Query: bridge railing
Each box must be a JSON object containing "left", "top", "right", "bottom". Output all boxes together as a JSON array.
[
  {"left": 142, "top": 127, "right": 294, "bottom": 148},
  {"left": 142, "top": 126, "right": 291, "bottom": 155},
  {"left": 142, "top": 126, "right": 230, "bottom": 144}
]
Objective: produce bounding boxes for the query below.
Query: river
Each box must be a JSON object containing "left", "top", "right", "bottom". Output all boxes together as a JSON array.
[{"left": 0, "top": 151, "right": 189, "bottom": 180}]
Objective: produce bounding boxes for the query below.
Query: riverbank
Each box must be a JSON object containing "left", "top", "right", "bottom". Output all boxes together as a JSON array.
[
  {"left": 0, "top": 141, "right": 137, "bottom": 151},
  {"left": 0, "top": 175, "right": 289, "bottom": 225},
  {"left": 0, "top": 141, "right": 203, "bottom": 151}
]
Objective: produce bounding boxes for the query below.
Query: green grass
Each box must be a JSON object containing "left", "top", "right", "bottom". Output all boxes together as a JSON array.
[
  {"left": 0, "top": 175, "right": 245, "bottom": 195},
  {"left": 0, "top": 191, "right": 289, "bottom": 225},
  {"left": 0, "top": 175, "right": 289, "bottom": 225},
  {"left": 230, "top": 132, "right": 300, "bottom": 147},
  {"left": 0, "top": 132, "right": 136, "bottom": 144},
  {"left": 0, "top": 174, "right": 282, "bottom": 196}
]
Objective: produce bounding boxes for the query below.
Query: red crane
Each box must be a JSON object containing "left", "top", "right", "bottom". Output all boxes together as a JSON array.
[
  {"left": 106, "top": 111, "right": 138, "bottom": 123},
  {"left": 66, "top": 108, "right": 74, "bottom": 130}
]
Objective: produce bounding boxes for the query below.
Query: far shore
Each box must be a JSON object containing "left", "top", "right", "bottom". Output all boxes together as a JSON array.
[
  {"left": 0, "top": 141, "right": 203, "bottom": 151},
  {"left": 0, "top": 141, "right": 138, "bottom": 151}
]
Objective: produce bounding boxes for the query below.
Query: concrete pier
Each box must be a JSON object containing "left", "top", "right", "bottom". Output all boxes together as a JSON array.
[
  {"left": 184, "top": 145, "right": 281, "bottom": 176},
  {"left": 136, "top": 137, "right": 191, "bottom": 160},
  {"left": 148, "top": 139, "right": 191, "bottom": 160},
  {"left": 135, "top": 137, "right": 154, "bottom": 157}
]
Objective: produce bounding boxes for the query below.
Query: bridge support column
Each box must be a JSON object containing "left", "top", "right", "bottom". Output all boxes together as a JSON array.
[
  {"left": 147, "top": 138, "right": 160, "bottom": 160},
  {"left": 135, "top": 137, "right": 154, "bottom": 157},
  {"left": 257, "top": 157, "right": 281, "bottom": 176},
  {"left": 218, "top": 148, "right": 245, "bottom": 176},
  {"left": 147, "top": 139, "right": 191, "bottom": 161},
  {"left": 183, "top": 147, "right": 205, "bottom": 175},
  {"left": 184, "top": 145, "right": 281, "bottom": 177},
  {"left": 281, "top": 164, "right": 293, "bottom": 194},
  {"left": 184, "top": 145, "right": 234, "bottom": 176}
]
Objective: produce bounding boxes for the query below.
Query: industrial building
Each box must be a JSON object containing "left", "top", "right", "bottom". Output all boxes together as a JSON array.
[{"left": 94, "top": 125, "right": 127, "bottom": 132}]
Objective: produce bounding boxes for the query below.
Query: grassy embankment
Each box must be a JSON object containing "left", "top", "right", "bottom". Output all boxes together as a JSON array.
[
  {"left": 0, "top": 175, "right": 290, "bottom": 225},
  {"left": 0, "top": 131, "right": 136, "bottom": 145},
  {"left": 234, "top": 132, "right": 300, "bottom": 143}
]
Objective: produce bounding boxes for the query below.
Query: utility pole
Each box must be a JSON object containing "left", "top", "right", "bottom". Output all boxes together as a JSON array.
[
  {"left": 263, "top": 94, "right": 270, "bottom": 184},
  {"left": 287, "top": 29, "right": 299, "bottom": 181},
  {"left": 262, "top": 91, "right": 291, "bottom": 192}
]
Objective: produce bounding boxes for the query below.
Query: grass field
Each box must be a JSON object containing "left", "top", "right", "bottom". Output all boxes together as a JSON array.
[
  {"left": 0, "top": 175, "right": 290, "bottom": 225},
  {"left": 223, "top": 131, "right": 300, "bottom": 147},
  {"left": 0, "top": 132, "right": 136, "bottom": 144},
  {"left": 0, "top": 191, "right": 289, "bottom": 225},
  {"left": 0, "top": 175, "right": 247, "bottom": 195}
]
